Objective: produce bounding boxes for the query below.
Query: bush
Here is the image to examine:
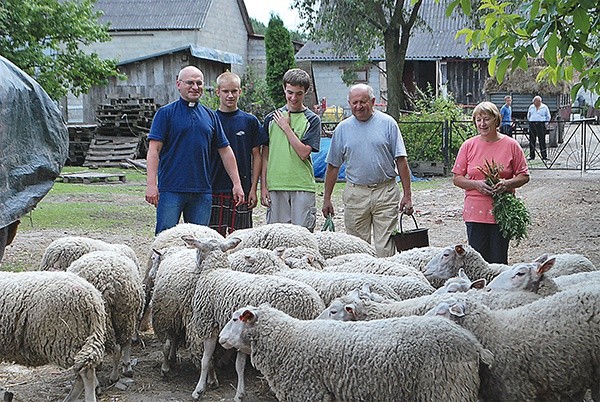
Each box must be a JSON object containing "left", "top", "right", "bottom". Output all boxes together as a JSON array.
[{"left": 399, "top": 88, "right": 475, "bottom": 162}]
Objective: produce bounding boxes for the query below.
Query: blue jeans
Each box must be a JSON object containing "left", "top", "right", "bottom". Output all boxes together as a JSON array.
[{"left": 155, "top": 191, "right": 212, "bottom": 235}]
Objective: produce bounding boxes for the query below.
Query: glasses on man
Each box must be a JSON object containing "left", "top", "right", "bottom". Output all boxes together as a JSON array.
[{"left": 179, "top": 79, "right": 203, "bottom": 87}]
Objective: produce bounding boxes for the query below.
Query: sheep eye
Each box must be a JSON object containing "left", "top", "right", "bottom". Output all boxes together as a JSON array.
[
  {"left": 329, "top": 309, "right": 338, "bottom": 315},
  {"left": 515, "top": 272, "right": 525, "bottom": 277}
]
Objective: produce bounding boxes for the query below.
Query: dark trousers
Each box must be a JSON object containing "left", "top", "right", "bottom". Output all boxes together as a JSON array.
[
  {"left": 528, "top": 121, "right": 547, "bottom": 159},
  {"left": 500, "top": 124, "right": 512, "bottom": 137},
  {"left": 465, "top": 222, "right": 510, "bottom": 264}
]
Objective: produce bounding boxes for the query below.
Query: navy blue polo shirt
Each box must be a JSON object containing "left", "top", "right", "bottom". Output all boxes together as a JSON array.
[{"left": 149, "top": 98, "right": 229, "bottom": 193}]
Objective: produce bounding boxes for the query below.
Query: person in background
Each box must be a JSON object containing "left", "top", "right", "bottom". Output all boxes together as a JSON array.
[
  {"left": 261, "top": 68, "right": 321, "bottom": 232},
  {"left": 322, "top": 84, "right": 414, "bottom": 257},
  {"left": 209, "top": 71, "right": 268, "bottom": 236},
  {"left": 145, "top": 66, "right": 244, "bottom": 235},
  {"left": 527, "top": 95, "right": 551, "bottom": 160},
  {"left": 499, "top": 95, "right": 513, "bottom": 137},
  {"left": 452, "top": 101, "right": 529, "bottom": 264}
]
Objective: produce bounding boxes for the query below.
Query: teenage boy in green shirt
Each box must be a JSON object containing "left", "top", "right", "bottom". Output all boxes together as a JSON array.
[{"left": 260, "top": 68, "right": 321, "bottom": 231}]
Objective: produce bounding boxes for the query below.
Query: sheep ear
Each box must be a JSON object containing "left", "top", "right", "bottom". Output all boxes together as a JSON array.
[
  {"left": 537, "top": 257, "right": 555, "bottom": 274},
  {"left": 344, "top": 304, "right": 356, "bottom": 319},
  {"left": 221, "top": 237, "right": 242, "bottom": 252},
  {"left": 455, "top": 244, "right": 466, "bottom": 256},
  {"left": 458, "top": 268, "right": 470, "bottom": 281},
  {"left": 470, "top": 278, "right": 486, "bottom": 290},
  {"left": 534, "top": 253, "right": 549, "bottom": 264},
  {"left": 181, "top": 235, "right": 199, "bottom": 248},
  {"left": 448, "top": 302, "right": 466, "bottom": 317},
  {"left": 360, "top": 283, "right": 372, "bottom": 295},
  {"left": 240, "top": 309, "right": 256, "bottom": 323}
]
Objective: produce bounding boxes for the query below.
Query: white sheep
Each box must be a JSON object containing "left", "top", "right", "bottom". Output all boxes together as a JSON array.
[
  {"left": 424, "top": 244, "right": 598, "bottom": 288},
  {"left": 313, "top": 231, "right": 376, "bottom": 259},
  {"left": 227, "top": 223, "right": 319, "bottom": 252},
  {"left": 273, "top": 268, "right": 410, "bottom": 304},
  {"left": 40, "top": 235, "right": 139, "bottom": 272},
  {"left": 180, "top": 235, "right": 325, "bottom": 402},
  {"left": 485, "top": 255, "right": 560, "bottom": 296},
  {"left": 324, "top": 257, "right": 430, "bottom": 284},
  {"left": 423, "top": 244, "right": 509, "bottom": 287},
  {"left": 227, "top": 247, "right": 288, "bottom": 274},
  {"left": 319, "top": 284, "right": 542, "bottom": 322},
  {"left": 0, "top": 271, "right": 106, "bottom": 402},
  {"left": 278, "top": 245, "right": 327, "bottom": 269},
  {"left": 427, "top": 285, "right": 600, "bottom": 401},
  {"left": 386, "top": 245, "right": 446, "bottom": 271},
  {"left": 553, "top": 271, "right": 600, "bottom": 290},
  {"left": 67, "top": 250, "right": 145, "bottom": 382},
  {"left": 325, "top": 252, "right": 378, "bottom": 266},
  {"left": 219, "top": 303, "right": 493, "bottom": 402}
]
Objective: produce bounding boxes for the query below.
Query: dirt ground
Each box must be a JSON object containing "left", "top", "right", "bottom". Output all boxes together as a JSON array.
[{"left": 1, "top": 169, "right": 599, "bottom": 401}]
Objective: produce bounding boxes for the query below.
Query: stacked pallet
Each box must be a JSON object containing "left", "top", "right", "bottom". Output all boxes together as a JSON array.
[
  {"left": 67, "top": 124, "right": 97, "bottom": 166},
  {"left": 96, "top": 96, "right": 157, "bottom": 137},
  {"left": 83, "top": 96, "right": 158, "bottom": 167}
]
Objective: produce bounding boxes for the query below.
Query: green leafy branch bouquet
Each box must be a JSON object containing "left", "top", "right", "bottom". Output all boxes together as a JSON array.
[{"left": 477, "top": 159, "right": 531, "bottom": 243}]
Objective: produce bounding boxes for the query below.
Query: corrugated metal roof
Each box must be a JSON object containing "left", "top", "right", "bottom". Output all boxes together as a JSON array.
[
  {"left": 95, "top": 0, "right": 211, "bottom": 30},
  {"left": 117, "top": 44, "right": 244, "bottom": 65},
  {"left": 295, "top": 0, "right": 488, "bottom": 62}
]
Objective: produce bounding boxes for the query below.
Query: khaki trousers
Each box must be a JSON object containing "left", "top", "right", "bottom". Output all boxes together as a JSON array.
[{"left": 343, "top": 179, "right": 400, "bottom": 257}]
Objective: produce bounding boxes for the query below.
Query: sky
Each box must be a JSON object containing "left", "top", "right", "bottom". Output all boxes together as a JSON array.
[{"left": 244, "top": 0, "right": 302, "bottom": 31}]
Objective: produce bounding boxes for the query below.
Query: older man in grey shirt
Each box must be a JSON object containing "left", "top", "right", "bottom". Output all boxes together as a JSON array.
[{"left": 322, "top": 84, "right": 413, "bottom": 257}]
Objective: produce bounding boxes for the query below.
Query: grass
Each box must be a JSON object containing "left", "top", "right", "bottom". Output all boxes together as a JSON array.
[{"left": 19, "top": 167, "right": 155, "bottom": 235}]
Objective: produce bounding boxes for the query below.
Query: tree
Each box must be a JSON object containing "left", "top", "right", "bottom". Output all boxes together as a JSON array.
[
  {"left": 0, "top": 0, "right": 122, "bottom": 100},
  {"left": 265, "top": 14, "right": 297, "bottom": 106},
  {"left": 292, "top": 0, "right": 425, "bottom": 120},
  {"left": 448, "top": 0, "right": 600, "bottom": 106},
  {"left": 251, "top": 17, "right": 307, "bottom": 43}
]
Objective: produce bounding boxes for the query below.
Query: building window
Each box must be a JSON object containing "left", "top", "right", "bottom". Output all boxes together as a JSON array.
[{"left": 342, "top": 67, "right": 368, "bottom": 83}]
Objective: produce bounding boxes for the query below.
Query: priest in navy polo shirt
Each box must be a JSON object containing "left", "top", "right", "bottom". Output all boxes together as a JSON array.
[{"left": 145, "top": 66, "right": 244, "bottom": 235}]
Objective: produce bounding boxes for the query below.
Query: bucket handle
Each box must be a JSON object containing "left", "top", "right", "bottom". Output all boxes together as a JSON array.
[{"left": 399, "top": 211, "right": 419, "bottom": 234}]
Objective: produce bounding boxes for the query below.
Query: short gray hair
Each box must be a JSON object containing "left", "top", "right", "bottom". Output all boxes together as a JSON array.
[{"left": 348, "top": 84, "right": 374, "bottom": 100}]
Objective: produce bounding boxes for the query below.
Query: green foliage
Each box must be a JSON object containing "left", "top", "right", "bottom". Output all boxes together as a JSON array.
[
  {"left": 478, "top": 159, "right": 531, "bottom": 243},
  {"left": 291, "top": 0, "right": 427, "bottom": 119},
  {"left": 399, "top": 88, "right": 474, "bottom": 161},
  {"left": 265, "top": 15, "right": 296, "bottom": 106},
  {"left": 199, "top": 83, "right": 220, "bottom": 110},
  {"left": 448, "top": 0, "right": 600, "bottom": 107},
  {"left": 251, "top": 17, "right": 306, "bottom": 43},
  {"left": 239, "top": 67, "right": 276, "bottom": 121},
  {"left": 0, "top": 0, "right": 124, "bottom": 100}
]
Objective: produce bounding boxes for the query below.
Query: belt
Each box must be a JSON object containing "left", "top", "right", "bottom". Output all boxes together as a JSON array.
[{"left": 348, "top": 179, "right": 395, "bottom": 189}]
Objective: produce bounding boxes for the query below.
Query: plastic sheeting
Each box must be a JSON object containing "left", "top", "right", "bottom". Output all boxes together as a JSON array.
[
  {"left": 0, "top": 56, "right": 68, "bottom": 228},
  {"left": 312, "top": 137, "right": 346, "bottom": 181}
]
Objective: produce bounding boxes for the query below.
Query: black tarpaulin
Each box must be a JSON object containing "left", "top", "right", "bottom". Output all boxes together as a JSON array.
[{"left": 0, "top": 55, "right": 68, "bottom": 228}]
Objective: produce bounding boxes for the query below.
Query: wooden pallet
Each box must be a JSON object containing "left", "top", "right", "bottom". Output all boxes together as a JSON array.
[
  {"left": 83, "top": 136, "right": 140, "bottom": 168},
  {"left": 58, "top": 171, "right": 126, "bottom": 184}
]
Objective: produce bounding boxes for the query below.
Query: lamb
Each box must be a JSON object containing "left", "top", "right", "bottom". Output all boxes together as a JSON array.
[
  {"left": 40, "top": 235, "right": 139, "bottom": 272},
  {"left": 432, "top": 268, "right": 486, "bottom": 295},
  {"left": 67, "top": 250, "right": 145, "bottom": 382},
  {"left": 273, "top": 268, "right": 420, "bottom": 304},
  {"left": 313, "top": 230, "right": 376, "bottom": 259},
  {"left": 0, "top": 271, "right": 106, "bottom": 402},
  {"left": 181, "top": 235, "right": 325, "bottom": 402},
  {"left": 277, "top": 245, "right": 327, "bottom": 269},
  {"left": 219, "top": 303, "right": 493, "bottom": 402},
  {"left": 427, "top": 285, "right": 600, "bottom": 401},
  {"left": 227, "top": 223, "right": 319, "bottom": 251}
]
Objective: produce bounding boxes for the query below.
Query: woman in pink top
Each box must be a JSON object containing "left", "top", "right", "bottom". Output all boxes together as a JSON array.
[{"left": 452, "top": 101, "right": 530, "bottom": 263}]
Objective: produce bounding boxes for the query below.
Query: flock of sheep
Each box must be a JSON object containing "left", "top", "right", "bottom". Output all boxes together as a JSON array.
[{"left": 1, "top": 221, "right": 599, "bottom": 402}]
